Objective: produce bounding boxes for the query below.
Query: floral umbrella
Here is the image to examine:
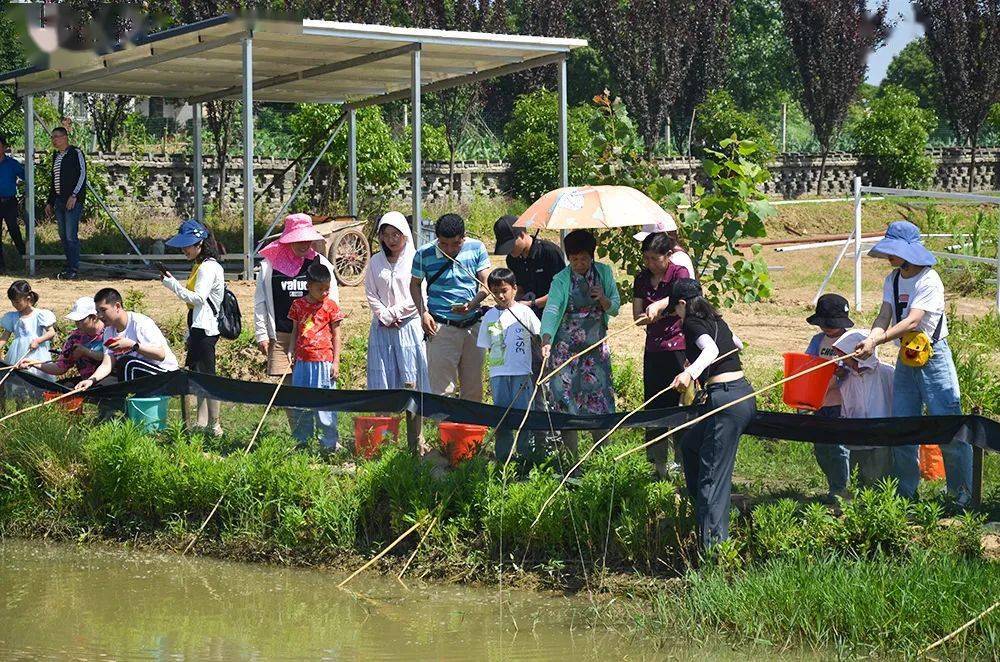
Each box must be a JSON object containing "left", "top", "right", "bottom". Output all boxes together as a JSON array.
[{"left": 514, "top": 185, "right": 676, "bottom": 231}]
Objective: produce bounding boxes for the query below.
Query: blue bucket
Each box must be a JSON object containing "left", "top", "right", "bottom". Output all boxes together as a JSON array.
[{"left": 126, "top": 396, "right": 170, "bottom": 432}]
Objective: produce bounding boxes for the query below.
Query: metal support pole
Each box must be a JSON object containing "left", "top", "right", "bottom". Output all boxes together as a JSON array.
[
  {"left": 411, "top": 47, "right": 422, "bottom": 246},
  {"left": 347, "top": 107, "right": 357, "bottom": 217},
  {"left": 557, "top": 57, "right": 569, "bottom": 252},
  {"left": 814, "top": 229, "right": 856, "bottom": 305},
  {"left": 666, "top": 117, "right": 672, "bottom": 157},
  {"left": 242, "top": 36, "right": 255, "bottom": 279},
  {"left": 557, "top": 57, "right": 568, "bottom": 189},
  {"left": 193, "top": 102, "right": 203, "bottom": 221},
  {"left": 853, "top": 176, "right": 863, "bottom": 311},
  {"left": 781, "top": 102, "right": 787, "bottom": 153},
  {"left": 24, "top": 96, "right": 35, "bottom": 275}
]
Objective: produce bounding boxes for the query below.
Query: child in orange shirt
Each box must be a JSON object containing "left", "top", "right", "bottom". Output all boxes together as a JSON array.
[{"left": 288, "top": 260, "right": 345, "bottom": 451}]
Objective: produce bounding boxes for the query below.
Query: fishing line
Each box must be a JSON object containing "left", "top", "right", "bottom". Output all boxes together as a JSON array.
[
  {"left": 615, "top": 351, "right": 862, "bottom": 461},
  {"left": 182, "top": 367, "right": 290, "bottom": 556}
]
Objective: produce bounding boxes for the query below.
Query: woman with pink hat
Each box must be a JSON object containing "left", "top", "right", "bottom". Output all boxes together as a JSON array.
[{"left": 253, "top": 213, "right": 339, "bottom": 377}]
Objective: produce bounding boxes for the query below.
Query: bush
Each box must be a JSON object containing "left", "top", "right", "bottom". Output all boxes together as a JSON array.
[
  {"left": 288, "top": 104, "right": 406, "bottom": 214},
  {"left": 399, "top": 123, "right": 450, "bottom": 162},
  {"left": 694, "top": 91, "right": 776, "bottom": 164},
  {"left": 504, "top": 89, "right": 597, "bottom": 201},
  {"left": 849, "top": 85, "right": 937, "bottom": 188}
]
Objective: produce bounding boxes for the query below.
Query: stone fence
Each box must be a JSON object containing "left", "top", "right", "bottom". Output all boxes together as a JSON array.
[{"left": 26, "top": 147, "right": 1000, "bottom": 216}]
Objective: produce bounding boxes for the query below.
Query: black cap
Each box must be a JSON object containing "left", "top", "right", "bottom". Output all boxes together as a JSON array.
[
  {"left": 493, "top": 215, "right": 524, "bottom": 255},
  {"left": 806, "top": 293, "right": 854, "bottom": 329},
  {"left": 667, "top": 278, "right": 703, "bottom": 313}
]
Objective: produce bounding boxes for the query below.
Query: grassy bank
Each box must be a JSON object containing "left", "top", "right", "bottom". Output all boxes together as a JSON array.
[{"left": 1, "top": 408, "right": 997, "bottom": 657}]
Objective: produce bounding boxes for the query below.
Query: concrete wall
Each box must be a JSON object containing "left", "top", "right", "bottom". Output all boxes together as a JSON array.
[{"left": 70, "top": 147, "right": 1000, "bottom": 216}]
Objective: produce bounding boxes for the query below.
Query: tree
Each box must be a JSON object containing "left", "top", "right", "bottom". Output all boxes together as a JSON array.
[
  {"left": 780, "top": 0, "right": 890, "bottom": 193},
  {"left": 882, "top": 38, "right": 944, "bottom": 117},
  {"left": 849, "top": 85, "right": 937, "bottom": 188},
  {"left": 405, "top": 0, "right": 508, "bottom": 199},
  {"left": 671, "top": 0, "right": 733, "bottom": 142},
  {"left": 84, "top": 94, "right": 131, "bottom": 152},
  {"left": 914, "top": 0, "right": 1000, "bottom": 191},
  {"left": 204, "top": 100, "right": 240, "bottom": 211},
  {"left": 693, "top": 91, "right": 777, "bottom": 164},
  {"left": 579, "top": 0, "right": 701, "bottom": 154},
  {"left": 726, "top": 0, "right": 800, "bottom": 113}
]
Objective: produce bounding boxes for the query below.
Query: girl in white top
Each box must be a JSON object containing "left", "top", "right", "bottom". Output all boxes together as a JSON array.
[
  {"left": 1, "top": 280, "right": 56, "bottom": 399},
  {"left": 160, "top": 220, "right": 226, "bottom": 436},
  {"left": 365, "top": 211, "right": 428, "bottom": 390}
]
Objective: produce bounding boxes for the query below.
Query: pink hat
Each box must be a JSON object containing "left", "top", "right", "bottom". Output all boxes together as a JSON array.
[
  {"left": 633, "top": 214, "right": 677, "bottom": 241},
  {"left": 276, "top": 213, "right": 324, "bottom": 244}
]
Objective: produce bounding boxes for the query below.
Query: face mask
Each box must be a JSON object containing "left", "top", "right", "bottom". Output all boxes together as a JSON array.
[{"left": 900, "top": 331, "right": 933, "bottom": 368}]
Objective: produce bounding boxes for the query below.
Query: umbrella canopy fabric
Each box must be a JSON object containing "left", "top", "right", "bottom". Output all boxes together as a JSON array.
[{"left": 514, "top": 185, "right": 675, "bottom": 231}]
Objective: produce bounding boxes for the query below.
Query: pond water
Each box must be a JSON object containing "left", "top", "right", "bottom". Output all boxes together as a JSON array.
[{"left": 0, "top": 540, "right": 710, "bottom": 661}]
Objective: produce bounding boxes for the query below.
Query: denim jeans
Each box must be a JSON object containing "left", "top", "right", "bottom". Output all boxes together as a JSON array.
[
  {"left": 54, "top": 199, "right": 83, "bottom": 273},
  {"left": 681, "top": 378, "right": 757, "bottom": 547},
  {"left": 491, "top": 373, "right": 535, "bottom": 461},
  {"left": 813, "top": 405, "right": 850, "bottom": 494},
  {"left": 291, "top": 360, "right": 339, "bottom": 450},
  {"left": 891, "top": 339, "right": 972, "bottom": 505}
]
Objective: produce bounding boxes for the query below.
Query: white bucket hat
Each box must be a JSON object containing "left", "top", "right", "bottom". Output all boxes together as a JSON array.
[{"left": 633, "top": 214, "right": 678, "bottom": 241}]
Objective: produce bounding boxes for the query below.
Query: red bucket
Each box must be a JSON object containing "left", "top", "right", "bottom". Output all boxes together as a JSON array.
[
  {"left": 439, "top": 422, "right": 488, "bottom": 467},
  {"left": 354, "top": 416, "right": 400, "bottom": 459},
  {"left": 782, "top": 352, "right": 837, "bottom": 411},
  {"left": 44, "top": 391, "right": 84, "bottom": 416}
]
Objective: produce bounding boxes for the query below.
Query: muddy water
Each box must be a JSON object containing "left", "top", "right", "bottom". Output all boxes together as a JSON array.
[{"left": 0, "top": 540, "right": 700, "bottom": 660}]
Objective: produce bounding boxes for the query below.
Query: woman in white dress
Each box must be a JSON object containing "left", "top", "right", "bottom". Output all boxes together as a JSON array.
[{"left": 364, "top": 211, "right": 428, "bottom": 390}]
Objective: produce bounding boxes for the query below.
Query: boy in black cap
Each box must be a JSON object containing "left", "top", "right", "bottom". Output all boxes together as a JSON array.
[
  {"left": 805, "top": 293, "right": 854, "bottom": 503},
  {"left": 492, "top": 215, "right": 565, "bottom": 319}
]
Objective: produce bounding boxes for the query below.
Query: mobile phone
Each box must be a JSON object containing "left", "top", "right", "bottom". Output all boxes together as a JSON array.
[{"left": 153, "top": 261, "right": 169, "bottom": 276}]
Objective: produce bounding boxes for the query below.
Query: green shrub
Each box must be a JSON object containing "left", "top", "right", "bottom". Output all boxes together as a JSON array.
[
  {"left": 693, "top": 91, "right": 776, "bottom": 164},
  {"left": 504, "top": 89, "right": 597, "bottom": 201},
  {"left": 849, "top": 85, "right": 937, "bottom": 188},
  {"left": 399, "top": 123, "right": 450, "bottom": 162},
  {"left": 288, "top": 104, "right": 406, "bottom": 214}
]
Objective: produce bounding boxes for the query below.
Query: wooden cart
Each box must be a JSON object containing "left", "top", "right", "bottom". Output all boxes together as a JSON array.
[{"left": 309, "top": 214, "right": 371, "bottom": 287}]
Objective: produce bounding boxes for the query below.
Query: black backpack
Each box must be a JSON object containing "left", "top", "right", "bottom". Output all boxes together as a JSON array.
[{"left": 208, "top": 287, "right": 242, "bottom": 340}]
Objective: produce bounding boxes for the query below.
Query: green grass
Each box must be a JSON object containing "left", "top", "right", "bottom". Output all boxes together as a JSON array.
[{"left": 644, "top": 554, "right": 1000, "bottom": 658}]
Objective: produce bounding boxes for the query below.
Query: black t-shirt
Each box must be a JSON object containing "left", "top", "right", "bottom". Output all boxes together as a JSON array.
[
  {"left": 271, "top": 257, "right": 316, "bottom": 334},
  {"left": 682, "top": 315, "right": 742, "bottom": 379},
  {"left": 506, "top": 237, "right": 565, "bottom": 312}
]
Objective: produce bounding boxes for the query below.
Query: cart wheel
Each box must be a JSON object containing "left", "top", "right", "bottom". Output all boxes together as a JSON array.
[{"left": 329, "top": 228, "right": 370, "bottom": 287}]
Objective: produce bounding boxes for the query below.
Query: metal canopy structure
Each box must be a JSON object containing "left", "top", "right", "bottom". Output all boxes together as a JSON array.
[{"left": 0, "top": 15, "right": 586, "bottom": 278}]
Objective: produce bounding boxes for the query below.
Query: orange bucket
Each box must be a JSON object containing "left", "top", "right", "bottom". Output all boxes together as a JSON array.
[
  {"left": 44, "top": 391, "right": 84, "bottom": 416},
  {"left": 353, "top": 416, "right": 400, "bottom": 459},
  {"left": 782, "top": 352, "right": 837, "bottom": 411},
  {"left": 919, "top": 445, "right": 946, "bottom": 480},
  {"left": 439, "top": 422, "right": 488, "bottom": 466}
]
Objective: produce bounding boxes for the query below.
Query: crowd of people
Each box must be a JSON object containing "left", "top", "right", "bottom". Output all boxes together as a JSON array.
[{"left": 0, "top": 202, "right": 977, "bottom": 545}]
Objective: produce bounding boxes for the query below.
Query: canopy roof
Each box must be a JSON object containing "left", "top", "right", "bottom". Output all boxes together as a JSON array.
[{"left": 0, "top": 15, "right": 586, "bottom": 105}]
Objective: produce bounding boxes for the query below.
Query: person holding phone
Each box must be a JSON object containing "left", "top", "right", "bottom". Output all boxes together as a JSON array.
[
  {"left": 409, "top": 213, "right": 490, "bottom": 402},
  {"left": 159, "top": 219, "right": 226, "bottom": 437},
  {"left": 539, "top": 230, "right": 621, "bottom": 455}
]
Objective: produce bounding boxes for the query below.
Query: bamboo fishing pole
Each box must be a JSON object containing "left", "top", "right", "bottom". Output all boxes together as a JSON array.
[
  {"left": 182, "top": 368, "right": 290, "bottom": 556},
  {"left": 0, "top": 389, "right": 82, "bottom": 425},
  {"left": 614, "top": 350, "right": 862, "bottom": 461},
  {"left": 530, "top": 347, "right": 741, "bottom": 527},
  {"left": 338, "top": 514, "right": 430, "bottom": 589}
]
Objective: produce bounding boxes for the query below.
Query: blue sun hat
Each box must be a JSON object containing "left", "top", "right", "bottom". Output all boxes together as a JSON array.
[
  {"left": 165, "top": 219, "right": 210, "bottom": 248},
  {"left": 867, "top": 220, "right": 936, "bottom": 267}
]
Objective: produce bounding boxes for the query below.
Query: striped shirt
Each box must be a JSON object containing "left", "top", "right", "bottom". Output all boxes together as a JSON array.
[
  {"left": 412, "top": 239, "right": 490, "bottom": 321},
  {"left": 53, "top": 151, "right": 64, "bottom": 194}
]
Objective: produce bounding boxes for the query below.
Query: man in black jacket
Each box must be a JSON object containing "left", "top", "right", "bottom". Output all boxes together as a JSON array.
[{"left": 44, "top": 127, "right": 86, "bottom": 279}]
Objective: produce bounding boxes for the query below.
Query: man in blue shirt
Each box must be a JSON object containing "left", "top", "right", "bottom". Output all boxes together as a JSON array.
[
  {"left": 0, "top": 136, "right": 27, "bottom": 273},
  {"left": 409, "top": 213, "right": 491, "bottom": 401}
]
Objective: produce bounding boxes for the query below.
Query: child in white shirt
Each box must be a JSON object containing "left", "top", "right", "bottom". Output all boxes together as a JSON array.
[
  {"left": 476, "top": 268, "right": 541, "bottom": 462},
  {"left": 833, "top": 329, "right": 895, "bottom": 488}
]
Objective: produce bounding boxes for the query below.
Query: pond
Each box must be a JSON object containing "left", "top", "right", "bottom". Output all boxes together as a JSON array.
[{"left": 0, "top": 539, "right": 722, "bottom": 660}]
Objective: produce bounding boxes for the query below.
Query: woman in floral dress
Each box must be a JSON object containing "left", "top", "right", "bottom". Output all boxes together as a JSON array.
[{"left": 540, "top": 230, "right": 621, "bottom": 455}]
